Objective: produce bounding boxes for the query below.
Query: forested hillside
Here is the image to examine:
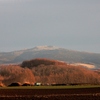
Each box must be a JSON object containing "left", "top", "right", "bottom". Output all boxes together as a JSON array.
[
  {"left": 22, "top": 59, "right": 100, "bottom": 85},
  {"left": 21, "top": 58, "right": 67, "bottom": 68},
  {"left": 0, "top": 65, "right": 35, "bottom": 86},
  {"left": 0, "top": 58, "right": 100, "bottom": 86}
]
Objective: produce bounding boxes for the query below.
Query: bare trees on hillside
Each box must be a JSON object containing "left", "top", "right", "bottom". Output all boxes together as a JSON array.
[
  {"left": 32, "top": 65, "right": 100, "bottom": 84},
  {"left": 0, "top": 65, "right": 35, "bottom": 86}
]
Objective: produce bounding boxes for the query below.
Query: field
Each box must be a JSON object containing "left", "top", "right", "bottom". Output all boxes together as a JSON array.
[{"left": 0, "top": 85, "right": 100, "bottom": 100}]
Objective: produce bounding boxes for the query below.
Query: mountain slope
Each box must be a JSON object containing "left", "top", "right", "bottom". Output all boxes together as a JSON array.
[{"left": 0, "top": 46, "right": 100, "bottom": 69}]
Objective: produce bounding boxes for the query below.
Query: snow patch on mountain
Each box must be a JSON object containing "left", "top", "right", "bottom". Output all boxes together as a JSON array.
[
  {"left": 32, "top": 46, "right": 60, "bottom": 51},
  {"left": 72, "top": 63, "right": 96, "bottom": 69}
]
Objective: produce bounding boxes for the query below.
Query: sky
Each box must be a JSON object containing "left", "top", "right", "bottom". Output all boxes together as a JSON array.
[{"left": 0, "top": 0, "right": 100, "bottom": 53}]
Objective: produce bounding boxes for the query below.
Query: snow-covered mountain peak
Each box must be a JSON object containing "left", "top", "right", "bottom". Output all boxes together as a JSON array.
[{"left": 33, "top": 46, "right": 59, "bottom": 51}]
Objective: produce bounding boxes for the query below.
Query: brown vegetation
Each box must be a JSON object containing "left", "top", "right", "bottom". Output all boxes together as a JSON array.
[
  {"left": 21, "top": 58, "right": 67, "bottom": 68},
  {"left": 0, "top": 82, "right": 5, "bottom": 87},
  {"left": 0, "top": 65, "right": 35, "bottom": 86},
  {"left": 22, "top": 82, "right": 31, "bottom": 86},
  {"left": 32, "top": 64, "right": 100, "bottom": 84},
  {"left": 0, "top": 58, "right": 100, "bottom": 86}
]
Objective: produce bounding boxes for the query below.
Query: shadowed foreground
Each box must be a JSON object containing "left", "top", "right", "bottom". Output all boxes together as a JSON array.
[{"left": 0, "top": 88, "right": 100, "bottom": 100}]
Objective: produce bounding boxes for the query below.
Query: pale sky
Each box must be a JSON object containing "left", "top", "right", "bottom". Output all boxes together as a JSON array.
[{"left": 0, "top": 0, "right": 100, "bottom": 53}]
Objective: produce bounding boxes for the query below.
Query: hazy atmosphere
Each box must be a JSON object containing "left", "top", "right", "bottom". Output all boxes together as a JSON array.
[{"left": 0, "top": 0, "right": 100, "bottom": 53}]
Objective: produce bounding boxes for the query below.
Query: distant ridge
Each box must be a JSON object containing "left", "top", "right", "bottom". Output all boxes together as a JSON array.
[{"left": 0, "top": 46, "right": 100, "bottom": 69}]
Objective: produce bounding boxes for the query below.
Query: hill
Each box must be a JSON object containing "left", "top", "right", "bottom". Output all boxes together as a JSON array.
[
  {"left": 21, "top": 58, "right": 100, "bottom": 85},
  {"left": 0, "top": 58, "right": 100, "bottom": 86},
  {"left": 21, "top": 58, "right": 67, "bottom": 68},
  {"left": 0, "top": 46, "right": 100, "bottom": 69}
]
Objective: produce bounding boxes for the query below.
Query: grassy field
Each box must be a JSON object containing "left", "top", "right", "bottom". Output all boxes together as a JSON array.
[{"left": 1, "top": 85, "right": 100, "bottom": 89}]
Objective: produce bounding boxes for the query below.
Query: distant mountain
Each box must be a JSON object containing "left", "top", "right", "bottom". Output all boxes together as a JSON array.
[{"left": 0, "top": 46, "right": 100, "bottom": 69}]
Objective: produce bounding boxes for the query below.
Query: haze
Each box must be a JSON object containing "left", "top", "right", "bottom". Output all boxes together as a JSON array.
[{"left": 0, "top": 0, "right": 100, "bottom": 53}]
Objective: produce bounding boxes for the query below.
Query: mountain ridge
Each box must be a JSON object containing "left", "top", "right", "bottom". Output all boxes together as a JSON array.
[{"left": 0, "top": 46, "right": 100, "bottom": 69}]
